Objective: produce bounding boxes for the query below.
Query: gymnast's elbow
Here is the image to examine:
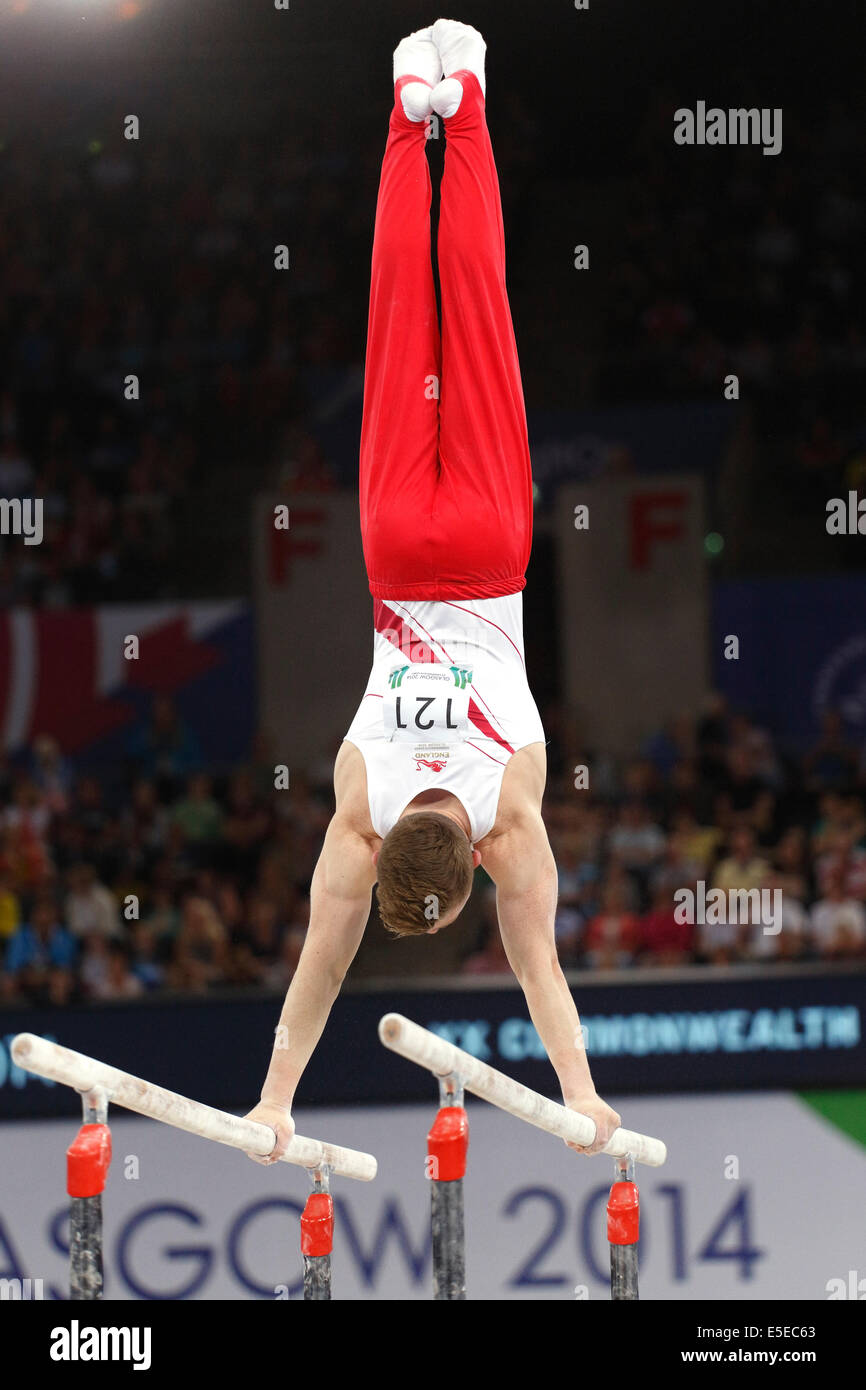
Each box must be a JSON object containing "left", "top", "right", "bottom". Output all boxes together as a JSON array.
[{"left": 506, "top": 941, "right": 563, "bottom": 989}]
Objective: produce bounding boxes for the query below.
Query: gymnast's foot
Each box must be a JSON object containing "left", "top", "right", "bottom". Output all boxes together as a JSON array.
[
  {"left": 393, "top": 27, "right": 443, "bottom": 122},
  {"left": 430, "top": 18, "right": 486, "bottom": 118}
]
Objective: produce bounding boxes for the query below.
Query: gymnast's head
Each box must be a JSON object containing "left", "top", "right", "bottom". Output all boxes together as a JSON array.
[{"left": 374, "top": 811, "right": 481, "bottom": 937}]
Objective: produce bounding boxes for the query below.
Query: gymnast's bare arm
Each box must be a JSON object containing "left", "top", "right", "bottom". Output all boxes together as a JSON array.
[
  {"left": 243, "top": 746, "right": 376, "bottom": 1162},
  {"left": 478, "top": 747, "right": 623, "bottom": 1156}
]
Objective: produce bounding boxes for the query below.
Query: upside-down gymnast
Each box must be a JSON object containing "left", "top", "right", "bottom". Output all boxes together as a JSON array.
[{"left": 246, "top": 21, "right": 621, "bottom": 1160}]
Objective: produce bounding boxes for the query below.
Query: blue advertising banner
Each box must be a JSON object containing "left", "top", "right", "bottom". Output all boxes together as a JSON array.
[
  {"left": 530, "top": 401, "right": 734, "bottom": 502},
  {"left": 712, "top": 576, "right": 866, "bottom": 751},
  {"left": 2, "top": 966, "right": 864, "bottom": 1120}
]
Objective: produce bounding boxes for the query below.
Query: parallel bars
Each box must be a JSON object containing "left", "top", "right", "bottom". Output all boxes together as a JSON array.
[
  {"left": 11, "top": 1032, "right": 376, "bottom": 1301},
  {"left": 379, "top": 1012, "right": 667, "bottom": 1300}
]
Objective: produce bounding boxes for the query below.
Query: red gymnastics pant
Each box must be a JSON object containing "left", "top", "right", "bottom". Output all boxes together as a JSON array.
[{"left": 359, "top": 71, "right": 533, "bottom": 601}]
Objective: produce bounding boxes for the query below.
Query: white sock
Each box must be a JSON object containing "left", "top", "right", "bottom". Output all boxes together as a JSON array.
[
  {"left": 393, "top": 27, "right": 443, "bottom": 122},
  {"left": 430, "top": 18, "right": 486, "bottom": 117}
]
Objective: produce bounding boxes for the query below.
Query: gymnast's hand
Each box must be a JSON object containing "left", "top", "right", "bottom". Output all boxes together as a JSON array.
[
  {"left": 563, "top": 1092, "right": 621, "bottom": 1157},
  {"left": 243, "top": 1099, "right": 295, "bottom": 1165}
]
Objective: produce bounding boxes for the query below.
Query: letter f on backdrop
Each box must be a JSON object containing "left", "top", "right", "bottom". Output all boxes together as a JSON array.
[{"left": 629, "top": 492, "right": 687, "bottom": 569}]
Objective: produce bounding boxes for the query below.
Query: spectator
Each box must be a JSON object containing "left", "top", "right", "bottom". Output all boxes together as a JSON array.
[
  {"left": 584, "top": 880, "right": 642, "bottom": 969},
  {"left": 71, "top": 777, "right": 109, "bottom": 841},
  {"left": 2, "top": 777, "right": 53, "bottom": 889},
  {"left": 716, "top": 744, "right": 765, "bottom": 821},
  {"left": 221, "top": 770, "right": 273, "bottom": 883},
  {"left": 662, "top": 758, "right": 715, "bottom": 825},
  {"left": 608, "top": 800, "right": 666, "bottom": 908},
  {"left": 171, "top": 773, "right": 223, "bottom": 857},
  {"left": 215, "top": 880, "right": 245, "bottom": 937},
  {"left": 1, "top": 898, "right": 77, "bottom": 1004},
  {"left": 128, "top": 921, "right": 168, "bottom": 992},
  {"left": 650, "top": 827, "right": 703, "bottom": 899},
  {"left": 729, "top": 714, "right": 783, "bottom": 791},
  {"left": 810, "top": 873, "right": 866, "bottom": 957},
  {"left": 773, "top": 826, "right": 812, "bottom": 900},
  {"left": 642, "top": 714, "right": 696, "bottom": 780},
  {"left": 804, "top": 710, "right": 858, "bottom": 792},
  {"left": 813, "top": 828, "right": 866, "bottom": 901},
  {"left": 142, "top": 885, "right": 180, "bottom": 943},
  {"left": 639, "top": 882, "right": 694, "bottom": 966},
  {"left": 745, "top": 873, "right": 810, "bottom": 962},
  {"left": 553, "top": 833, "right": 592, "bottom": 961},
  {"left": 29, "top": 735, "right": 73, "bottom": 814},
  {"left": 79, "top": 933, "right": 111, "bottom": 998},
  {"left": 233, "top": 895, "right": 284, "bottom": 985},
  {"left": 169, "top": 895, "right": 230, "bottom": 991},
  {"left": 811, "top": 791, "right": 859, "bottom": 855},
  {"left": 127, "top": 696, "right": 203, "bottom": 796},
  {"left": 65, "top": 863, "right": 121, "bottom": 940},
  {"left": 123, "top": 778, "right": 170, "bottom": 850},
  {"left": 668, "top": 806, "right": 722, "bottom": 876},
  {"left": 712, "top": 827, "right": 771, "bottom": 895},
  {"left": 696, "top": 692, "right": 731, "bottom": 787},
  {"left": 695, "top": 904, "right": 743, "bottom": 966},
  {"left": 0, "top": 871, "right": 21, "bottom": 944},
  {"left": 88, "top": 941, "right": 145, "bottom": 1002}
]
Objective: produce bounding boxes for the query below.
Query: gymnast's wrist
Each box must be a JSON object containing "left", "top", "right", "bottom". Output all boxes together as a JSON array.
[
  {"left": 259, "top": 1091, "right": 294, "bottom": 1112},
  {"left": 562, "top": 1083, "right": 598, "bottom": 1108}
]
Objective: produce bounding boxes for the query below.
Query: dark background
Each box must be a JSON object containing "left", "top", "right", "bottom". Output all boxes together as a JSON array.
[{"left": 1, "top": 0, "right": 864, "bottom": 598}]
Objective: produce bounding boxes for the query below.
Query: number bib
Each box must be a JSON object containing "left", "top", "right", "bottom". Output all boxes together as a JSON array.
[{"left": 383, "top": 664, "right": 473, "bottom": 743}]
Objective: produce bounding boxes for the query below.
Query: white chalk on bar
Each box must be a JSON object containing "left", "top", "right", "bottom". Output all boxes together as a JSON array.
[
  {"left": 379, "top": 1013, "right": 667, "bottom": 1167},
  {"left": 11, "top": 1033, "right": 377, "bottom": 1182}
]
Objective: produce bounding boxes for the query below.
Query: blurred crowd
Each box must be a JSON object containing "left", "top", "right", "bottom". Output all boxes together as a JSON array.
[
  {"left": 1, "top": 692, "right": 865, "bottom": 1006},
  {"left": 462, "top": 695, "right": 866, "bottom": 977},
  {"left": 0, "top": 98, "right": 354, "bottom": 604},
  {"left": 0, "top": 711, "right": 322, "bottom": 1006},
  {"left": 603, "top": 100, "right": 864, "bottom": 405},
  {"left": 598, "top": 98, "right": 866, "bottom": 547}
]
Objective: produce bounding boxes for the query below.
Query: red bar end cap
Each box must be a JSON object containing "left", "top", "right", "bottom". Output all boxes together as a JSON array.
[
  {"left": 607, "top": 1180, "right": 640, "bottom": 1245},
  {"left": 301, "top": 1192, "right": 334, "bottom": 1257},
  {"left": 427, "top": 1105, "right": 469, "bottom": 1182},
  {"left": 66, "top": 1123, "right": 113, "bottom": 1198}
]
